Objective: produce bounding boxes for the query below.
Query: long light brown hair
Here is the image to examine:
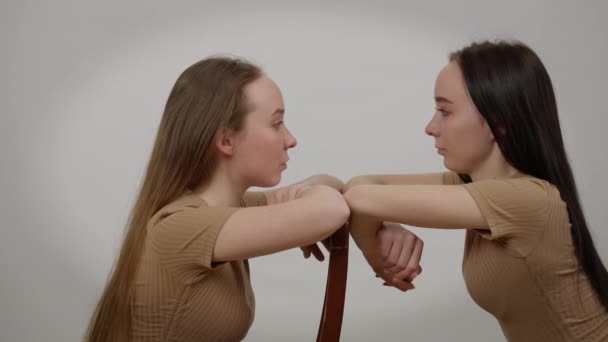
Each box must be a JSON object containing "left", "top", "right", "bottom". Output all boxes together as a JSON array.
[{"left": 85, "top": 56, "right": 262, "bottom": 342}]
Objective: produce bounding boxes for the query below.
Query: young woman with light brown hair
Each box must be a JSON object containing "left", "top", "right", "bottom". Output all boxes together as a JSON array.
[{"left": 85, "top": 56, "right": 349, "bottom": 342}]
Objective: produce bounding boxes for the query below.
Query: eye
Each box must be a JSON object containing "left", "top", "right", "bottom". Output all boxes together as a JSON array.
[
  {"left": 273, "top": 121, "right": 284, "bottom": 129},
  {"left": 435, "top": 108, "right": 449, "bottom": 117}
]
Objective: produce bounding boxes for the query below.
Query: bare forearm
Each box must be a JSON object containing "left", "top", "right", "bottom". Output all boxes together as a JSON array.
[
  {"left": 344, "top": 184, "right": 486, "bottom": 229},
  {"left": 344, "top": 173, "right": 445, "bottom": 192},
  {"left": 344, "top": 175, "right": 381, "bottom": 192},
  {"left": 216, "top": 185, "right": 350, "bottom": 261},
  {"left": 349, "top": 211, "right": 383, "bottom": 269}
]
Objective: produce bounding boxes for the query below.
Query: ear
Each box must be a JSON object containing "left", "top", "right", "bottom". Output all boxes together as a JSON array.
[
  {"left": 215, "top": 129, "right": 235, "bottom": 157},
  {"left": 492, "top": 126, "right": 508, "bottom": 141},
  {"left": 483, "top": 120, "right": 505, "bottom": 142},
  {"left": 481, "top": 120, "right": 495, "bottom": 141}
]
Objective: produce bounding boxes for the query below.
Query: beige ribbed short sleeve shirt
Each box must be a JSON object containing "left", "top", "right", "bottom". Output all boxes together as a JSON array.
[
  {"left": 443, "top": 172, "right": 607, "bottom": 341},
  {"left": 131, "top": 191, "right": 266, "bottom": 342}
]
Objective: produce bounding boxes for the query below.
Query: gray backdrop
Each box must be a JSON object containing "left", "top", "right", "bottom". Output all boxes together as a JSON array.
[{"left": 2, "top": 1, "right": 607, "bottom": 341}]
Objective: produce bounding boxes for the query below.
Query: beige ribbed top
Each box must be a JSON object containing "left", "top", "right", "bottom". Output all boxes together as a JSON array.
[
  {"left": 443, "top": 172, "right": 607, "bottom": 341},
  {"left": 131, "top": 191, "right": 267, "bottom": 342}
]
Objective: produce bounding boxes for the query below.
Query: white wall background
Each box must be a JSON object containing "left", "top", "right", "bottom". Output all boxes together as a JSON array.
[{"left": 2, "top": 1, "right": 607, "bottom": 341}]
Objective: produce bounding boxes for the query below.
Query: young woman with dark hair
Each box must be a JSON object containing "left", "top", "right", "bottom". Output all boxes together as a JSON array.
[{"left": 346, "top": 40, "right": 608, "bottom": 341}]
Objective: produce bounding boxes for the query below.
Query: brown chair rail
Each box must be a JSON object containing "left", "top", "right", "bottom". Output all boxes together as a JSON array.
[{"left": 316, "top": 224, "right": 349, "bottom": 342}]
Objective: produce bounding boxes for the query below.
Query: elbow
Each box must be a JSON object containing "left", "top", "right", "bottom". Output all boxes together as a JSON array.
[
  {"left": 334, "top": 195, "right": 351, "bottom": 226},
  {"left": 318, "top": 189, "right": 350, "bottom": 237},
  {"left": 329, "top": 190, "right": 351, "bottom": 227},
  {"left": 343, "top": 186, "right": 366, "bottom": 214}
]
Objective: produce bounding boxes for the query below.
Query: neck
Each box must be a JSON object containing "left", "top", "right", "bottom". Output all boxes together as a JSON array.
[
  {"left": 470, "top": 144, "right": 520, "bottom": 181},
  {"left": 193, "top": 162, "right": 246, "bottom": 207}
]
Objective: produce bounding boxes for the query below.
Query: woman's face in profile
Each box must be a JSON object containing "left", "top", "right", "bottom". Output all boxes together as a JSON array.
[
  {"left": 426, "top": 61, "right": 495, "bottom": 175},
  {"left": 230, "top": 75, "right": 297, "bottom": 188}
]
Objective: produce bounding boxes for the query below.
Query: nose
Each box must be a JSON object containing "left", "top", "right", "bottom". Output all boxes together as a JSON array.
[
  {"left": 284, "top": 127, "right": 297, "bottom": 149},
  {"left": 425, "top": 113, "right": 440, "bottom": 137}
]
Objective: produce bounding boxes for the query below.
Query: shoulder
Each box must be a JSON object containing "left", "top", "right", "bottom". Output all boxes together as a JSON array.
[
  {"left": 465, "top": 176, "right": 557, "bottom": 203},
  {"left": 148, "top": 193, "right": 239, "bottom": 233},
  {"left": 462, "top": 175, "right": 559, "bottom": 231},
  {"left": 462, "top": 176, "right": 561, "bottom": 253}
]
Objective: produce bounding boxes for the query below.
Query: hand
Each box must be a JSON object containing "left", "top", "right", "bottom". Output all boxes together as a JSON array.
[
  {"left": 266, "top": 183, "right": 310, "bottom": 205},
  {"left": 300, "top": 238, "right": 331, "bottom": 261},
  {"left": 376, "top": 222, "right": 423, "bottom": 291}
]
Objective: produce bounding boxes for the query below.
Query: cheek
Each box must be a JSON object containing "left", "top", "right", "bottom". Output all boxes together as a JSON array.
[
  {"left": 244, "top": 128, "right": 273, "bottom": 148},
  {"left": 257, "top": 131, "right": 282, "bottom": 153},
  {"left": 447, "top": 120, "right": 487, "bottom": 156},
  {"left": 443, "top": 119, "right": 468, "bottom": 148},
  {"left": 246, "top": 131, "right": 283, "bottom": 162}
]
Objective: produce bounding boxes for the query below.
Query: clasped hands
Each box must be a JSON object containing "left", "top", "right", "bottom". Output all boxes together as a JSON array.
[
  {"left": 302, "top": 221, "right": 422, "bottom": 292},
  {"left": 266, "top": 180, "right": 423, "bottom": 292}
]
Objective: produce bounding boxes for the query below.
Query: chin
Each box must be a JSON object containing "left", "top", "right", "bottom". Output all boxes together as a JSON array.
[
  {"left": 444, "top": 161, "right": 472, "bottom": 176},
  {"left": 271, "top": 174, "right": 282, "bottom": 186},
  {"left": 443, "top": 159, "right": 462, "bottom": 174},
  {"left": 255, "top": 174, "right": 281, "bottom": 188},
  {"left": 443, "top": 158, "right": 452, "bottom": 170}
]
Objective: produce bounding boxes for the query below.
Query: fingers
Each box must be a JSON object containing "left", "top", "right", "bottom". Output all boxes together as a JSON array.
[
  {"left": 381, "top": 269, "right": 415, "bottom": 291},
  {"left": 380, "top": 237, "right": 423, "bottom": 291},
  {"left": 270, "top": 184, "right": 308, "bottom": 205},
  {"left": 387, "top": 232, "right": 416, "bottom": 274},
  {"left": 292, "top": 184, "right": 312, "bottom": 199},
  {"left": 301, "top": 244, "right": 325, "bottom": 261},
  {"left": 374, "top": 224, "right": 424, "bottom": 292},
  {"left": 383, "top": 278, "right": 415, "bottom": 292},
  {"left": 310, "top": 244, "right": 325, "bottom": 261},
  {"left": 288, "top": 184, "right": 302, "bottom": 200},
  {"left": 300, "top": 246, "right": 311, "bottom": 258},
  {"left": 383, "top": 234, "right": 403, "bottom": 269},
  {"left": 321, "top": 238, "right": 331, "bottom": 252},
  {"left": 394, "top": 239, "right": 424, "bottom": 281}
]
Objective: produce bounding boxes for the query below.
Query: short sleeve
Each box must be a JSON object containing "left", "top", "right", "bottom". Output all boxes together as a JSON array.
[
  {"left": 241, "top": 191, "right": 267, "bottom": 207},
  {"left": 461, "top": 177, "right": 551, "bottom": 256},
  {"left": 148, "top": 205, "right": 240, "bottom": 279}
]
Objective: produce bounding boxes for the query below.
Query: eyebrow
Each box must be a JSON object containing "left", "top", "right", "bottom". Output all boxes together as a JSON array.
[
  {"left": 270, "top": 108, "right": 285, "bottom": 116},
  {"left": 434, "top": 96, "right": 453, "bottom": 104}
]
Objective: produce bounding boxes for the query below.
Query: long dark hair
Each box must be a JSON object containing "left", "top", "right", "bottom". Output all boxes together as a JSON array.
[
  {"left": 85, "top": 56, "right": 262, "bottom": 342},
  {"left": 451, "top": 40, "right": 607, "bottom": 309}
]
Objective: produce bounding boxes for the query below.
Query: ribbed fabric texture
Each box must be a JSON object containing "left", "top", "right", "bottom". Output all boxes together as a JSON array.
[
  {"left": 443, "top": 172, "right": 607, "bottom": 341},
  {"left": 131, "top": 191, "right": 266, "bottom": 342}
]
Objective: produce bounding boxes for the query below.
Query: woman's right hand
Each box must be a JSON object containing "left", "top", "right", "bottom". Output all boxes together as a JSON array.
[{"left": 265, "top": 183, "right": 310, "bottom": 205}]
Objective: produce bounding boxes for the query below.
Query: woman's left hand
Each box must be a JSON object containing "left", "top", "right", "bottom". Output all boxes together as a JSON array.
[{"left": 376, "top": 222, "right": 423, "bottom": 291}]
